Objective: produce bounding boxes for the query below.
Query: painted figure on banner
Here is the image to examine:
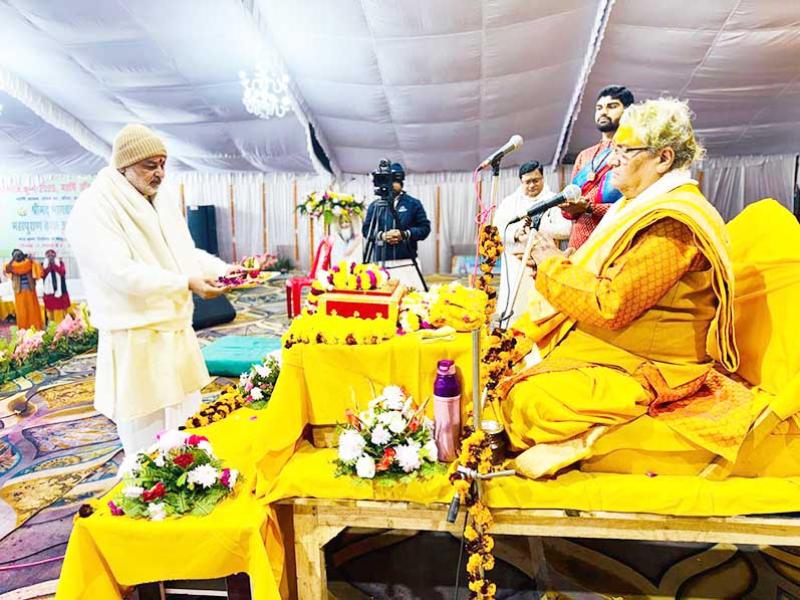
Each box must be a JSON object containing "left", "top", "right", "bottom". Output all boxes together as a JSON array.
[
  {"left": 492, "top": 161, "right": 571, "bottom": 321},
  {"left": 65, "top": 124, "right": 236, "bottom": 467},
  {"left": 362, "top": 162, "right": 431, "bottom": 289},
  {"left": 42, "top": 249, "right": 73, "bottom": 324},
  {"left": 506, "top": 98, "right": 747, "bottom": 480},
  {"left": 561, "top": 85, "right": 635, "bottom": 249},
  {"left": 4, "top": 248, "right": 43, "bottom": 330}
]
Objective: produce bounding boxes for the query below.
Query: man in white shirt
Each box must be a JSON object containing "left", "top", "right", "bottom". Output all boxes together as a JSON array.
[
  {"left": 492, "top": 161, "right": 570, "bottom": 322},
  {"left": 66, "top": 124, "right": 231, "bottom": 462}
]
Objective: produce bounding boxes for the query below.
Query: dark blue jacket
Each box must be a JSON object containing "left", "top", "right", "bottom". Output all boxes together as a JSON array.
[{"left": 362, "top": 192, "right": 431, "bottom": 261}]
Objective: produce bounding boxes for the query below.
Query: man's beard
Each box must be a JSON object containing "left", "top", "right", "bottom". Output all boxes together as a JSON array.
[{"left": 596, "top": 118, "right": 618, "bottom": 133}]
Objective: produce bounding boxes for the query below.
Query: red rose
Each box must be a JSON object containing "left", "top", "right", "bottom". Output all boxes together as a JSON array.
[
  {"left": 408, "top": 419, "right": 419, "bottom": 433},
  {"left": 376, "top": 457, "right": 392, "bottom": 472},
  {"left": 249, "top": 269, "right": 260, "bottom": 278},
  {"left": 142, "top": 482, "right": 166, "bottom": 503},
  {"left": 173, "top": 453, "right": 194, "bottom": 469},
  {"left": 383, "top": 447, "right": 396, "bottom": 458},
  {"left": 186, "top": 435, "right": 208, "bottom": 446}
]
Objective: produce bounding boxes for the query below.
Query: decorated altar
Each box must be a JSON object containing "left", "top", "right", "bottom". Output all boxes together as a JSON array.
[{"left": 55, "top": 199, "right": 800, "bottom": 599}]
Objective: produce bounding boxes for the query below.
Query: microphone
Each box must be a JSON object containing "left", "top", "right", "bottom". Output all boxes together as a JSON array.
[
  {"left": 478, "top": 135, "right": 523, "bottom": 171},
  {"left": 507, "top": 184, "right": 582, "bottom": 225}
]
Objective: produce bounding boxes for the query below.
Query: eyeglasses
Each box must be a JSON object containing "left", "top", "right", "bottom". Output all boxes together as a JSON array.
[{"left": 610, "top": 145, "right": 651, "bottom": 164}]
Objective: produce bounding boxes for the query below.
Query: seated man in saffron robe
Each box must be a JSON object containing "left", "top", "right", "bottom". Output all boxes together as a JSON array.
[
  {"left": 4, "top": 249, "right": 44, "bottom": 330},
  {"left": 499, "top": 98, "right": 740, "bottom": 479}
]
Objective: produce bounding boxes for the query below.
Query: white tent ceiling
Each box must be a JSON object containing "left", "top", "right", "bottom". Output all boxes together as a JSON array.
[{"left": 0, "top": 0, "right": 797, "bottom": 175}]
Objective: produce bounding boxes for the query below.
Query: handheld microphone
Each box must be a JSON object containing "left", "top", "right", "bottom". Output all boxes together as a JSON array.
[
  {"left": 478, "top": 135, "right": 523, "bottom": 170},
  {"left": 507, "top": 183, "right": 582, "bottom": 224}
]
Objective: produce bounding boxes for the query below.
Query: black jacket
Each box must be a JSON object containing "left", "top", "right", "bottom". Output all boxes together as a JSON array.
[{"left": 362, "top": 192, "right": 431, "bottom": 261}]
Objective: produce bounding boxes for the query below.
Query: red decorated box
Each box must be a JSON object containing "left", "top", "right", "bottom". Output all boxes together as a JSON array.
[{"left": 317, "top": 279, "right": 404, "bottom": 322}]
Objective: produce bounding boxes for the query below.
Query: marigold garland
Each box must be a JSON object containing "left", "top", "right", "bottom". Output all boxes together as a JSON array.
[
  {"left": 183, "top": 387, "right": 245, "bottom": 429},
  {"left": 307, "top": 262, "right": 391, "bottom": 308},
  {"left": 474, "top": 224, "right": 503, "bottom": 322},
  {"left": 282, "top": 313, "right": 396, "bottom": 349},
  {"left": 448, "top": 430, "right": 496, "bottom": 599}
]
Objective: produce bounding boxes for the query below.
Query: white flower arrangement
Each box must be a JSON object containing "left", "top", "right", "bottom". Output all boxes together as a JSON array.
[{"left": 334, "top": 386, "right": 441, "bottom": 483}]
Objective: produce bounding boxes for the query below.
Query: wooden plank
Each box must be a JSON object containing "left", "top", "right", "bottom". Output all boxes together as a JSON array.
[
  {"left": 280, "top": 498, "right": 800, "bottom": 547},
  {"left": 293, "top": 506, "right": 345, "bottom": 600}
]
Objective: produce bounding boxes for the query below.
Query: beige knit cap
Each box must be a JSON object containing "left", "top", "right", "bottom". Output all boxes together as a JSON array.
[{"left": 112, "top": 124, "right": 167, "bottom": 169}]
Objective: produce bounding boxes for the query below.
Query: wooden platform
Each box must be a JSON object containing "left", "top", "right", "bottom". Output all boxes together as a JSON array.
[{"left": 279, "top": 497, "right": 800, "bottom": 600}]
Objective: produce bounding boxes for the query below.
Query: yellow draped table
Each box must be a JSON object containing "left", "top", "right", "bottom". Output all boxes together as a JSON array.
[
  {"left": 254, "top": 332, "right": 476, "bottom": 492},
  {"left": 56, "top": 408, "right": 284, "bottom": 600}
]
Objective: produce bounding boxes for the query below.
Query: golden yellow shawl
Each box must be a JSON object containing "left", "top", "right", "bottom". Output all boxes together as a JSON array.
[{"left": 513, "top": 180, "right": 739, "bottom": 372}]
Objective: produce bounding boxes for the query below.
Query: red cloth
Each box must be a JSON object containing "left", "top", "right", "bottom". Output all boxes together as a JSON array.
[{"left": 42, "top": 261, "right": 72, "bottom": 310}]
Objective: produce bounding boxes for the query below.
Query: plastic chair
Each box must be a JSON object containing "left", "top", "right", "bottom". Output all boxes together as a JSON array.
[{"left": 285, "top": 237, "right": 333, "bottom": 318}]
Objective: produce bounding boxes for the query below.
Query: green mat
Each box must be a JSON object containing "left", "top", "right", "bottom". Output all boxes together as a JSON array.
[{"left": 201, "top": 335, "right": 282, "bottom": 376}]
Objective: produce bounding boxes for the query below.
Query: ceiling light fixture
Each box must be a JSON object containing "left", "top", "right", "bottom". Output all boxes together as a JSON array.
[{"left": 239, "top": 57, "right": 292, "bottom": 120}]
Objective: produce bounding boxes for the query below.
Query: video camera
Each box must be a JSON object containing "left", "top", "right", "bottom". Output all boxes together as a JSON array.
[{"left": 371, "top": 158, "right": 404, "bottom": 200}]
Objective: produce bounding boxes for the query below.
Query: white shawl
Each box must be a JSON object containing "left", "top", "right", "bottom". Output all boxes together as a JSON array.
[
  {"left": 66, "top": 167, "right": 228, "bottom": 421},
  {"left": 66, "top": 167, "right": 227, "bottom": 331}
]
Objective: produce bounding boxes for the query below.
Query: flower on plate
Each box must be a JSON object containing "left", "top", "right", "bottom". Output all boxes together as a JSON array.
[
  {"left": 156, "top": 430, "right": 188, "bottom": 453},
  {"left": 108, "top": 500, "right": 125, "bottom": 516},
  {"left": 395, "top": 441, "right": 422, "bottom": 473},
  {"left": 355, "top": 455, "right": 376, "bottom": 479},
  {"left": 370, "top": 424, "right": 391, "bottom": 446},
  {"left": 386, "top": 412, "right": 407, "bottom": 434},
  {"left": 186, "top": 435, "right": 209, "bottom": 446},
  {"left": 142, "top": 482, "right": 166, "bottom": 503},
  {"left": 173, "top": 452, "right": 195, "bottom": 469},
  {"left": 187, "top": 464, "right": 219, "bottom": 489},
  {"left": 250, "top": 386, "right": 264, "bottom": 401},
  {"left": 148, "top": 502, "right": 167, "bottom": 521},
  {"left": 220, "top": 468, "right": 239, "bottom": 489},
  {"left": 423, "top": 440, "right": 439, "bottom": 462},
  {"left": 122, "top": 485, "right": 144, "bottom": 499},
  {"left": 338, "top": 430, "right": 366, "bottom": 463}
]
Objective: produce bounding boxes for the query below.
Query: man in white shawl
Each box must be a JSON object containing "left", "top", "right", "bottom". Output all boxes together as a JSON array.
[
  {"left": 492, "top": 161, "right": 571, "bottom": 322},
  {"left": 65, "top": 124, "right": 231, "bottom": 460}
]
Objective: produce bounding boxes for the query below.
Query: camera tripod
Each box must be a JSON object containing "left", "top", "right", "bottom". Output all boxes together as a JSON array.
[{"left": 362, "top": 191, "right": 428, "bottom": 291}]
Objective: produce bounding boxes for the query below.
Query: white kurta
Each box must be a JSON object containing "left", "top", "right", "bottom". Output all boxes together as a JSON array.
[
  {"left": 65, "top": 167, "right": 228, "bottom": 439},
  {"left": 492, "top": 185, "right": 564, "bottom": 321}
]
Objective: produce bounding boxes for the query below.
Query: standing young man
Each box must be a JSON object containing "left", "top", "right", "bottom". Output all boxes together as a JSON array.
[{"left": 561, "top": 85, "right": 635, "bottom": 249}]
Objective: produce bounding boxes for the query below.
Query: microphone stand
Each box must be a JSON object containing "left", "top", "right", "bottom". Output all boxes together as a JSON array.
[{"left": 497, "top": 227, "right": 537, "bottom": 330}]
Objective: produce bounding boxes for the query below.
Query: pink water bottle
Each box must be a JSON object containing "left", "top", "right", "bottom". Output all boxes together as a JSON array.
[{"left": 433, "top": 359, "right": 461, "bottom": 462}]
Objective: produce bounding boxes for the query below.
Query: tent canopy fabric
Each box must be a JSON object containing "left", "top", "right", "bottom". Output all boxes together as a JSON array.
[{"left": 0, "top": 0, "right": 797, "bottom": 175}]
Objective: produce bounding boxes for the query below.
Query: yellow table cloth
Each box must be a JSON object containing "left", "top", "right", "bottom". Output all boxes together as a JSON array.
[
  {"left": 269, "top": 441, "right": 800, "bottom": 518},
  {"left": 255, "top": 332, "right": 476, "bottom": 493},
  {"left": 57, "top": 408, "right": 283, "bottom": 600}
]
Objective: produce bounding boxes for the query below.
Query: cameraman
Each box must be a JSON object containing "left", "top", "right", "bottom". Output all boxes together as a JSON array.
[{"left": 362, "top": 162, "right": 431, "bottom": 289}]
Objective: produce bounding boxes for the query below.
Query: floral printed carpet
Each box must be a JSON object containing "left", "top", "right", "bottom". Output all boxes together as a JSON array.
[{"left": 2, "top": 275, "right": 800, "bottom": 599}]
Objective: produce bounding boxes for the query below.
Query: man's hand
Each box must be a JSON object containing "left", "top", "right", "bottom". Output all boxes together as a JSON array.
[
  {"left": 189, "top": 276, "right": 229, "bottom": 300},
  {"left": 383, "top": 229, "right": 403, "bottom": 245},
  {"left": 526, "top": 231, "right": 562, "bottom": 269},
  {"left": 560, "top": 197, "right": 590, "bottom": 218},
  {"left": 513, "top": 218, "right": 532, "bottom": 243}
]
